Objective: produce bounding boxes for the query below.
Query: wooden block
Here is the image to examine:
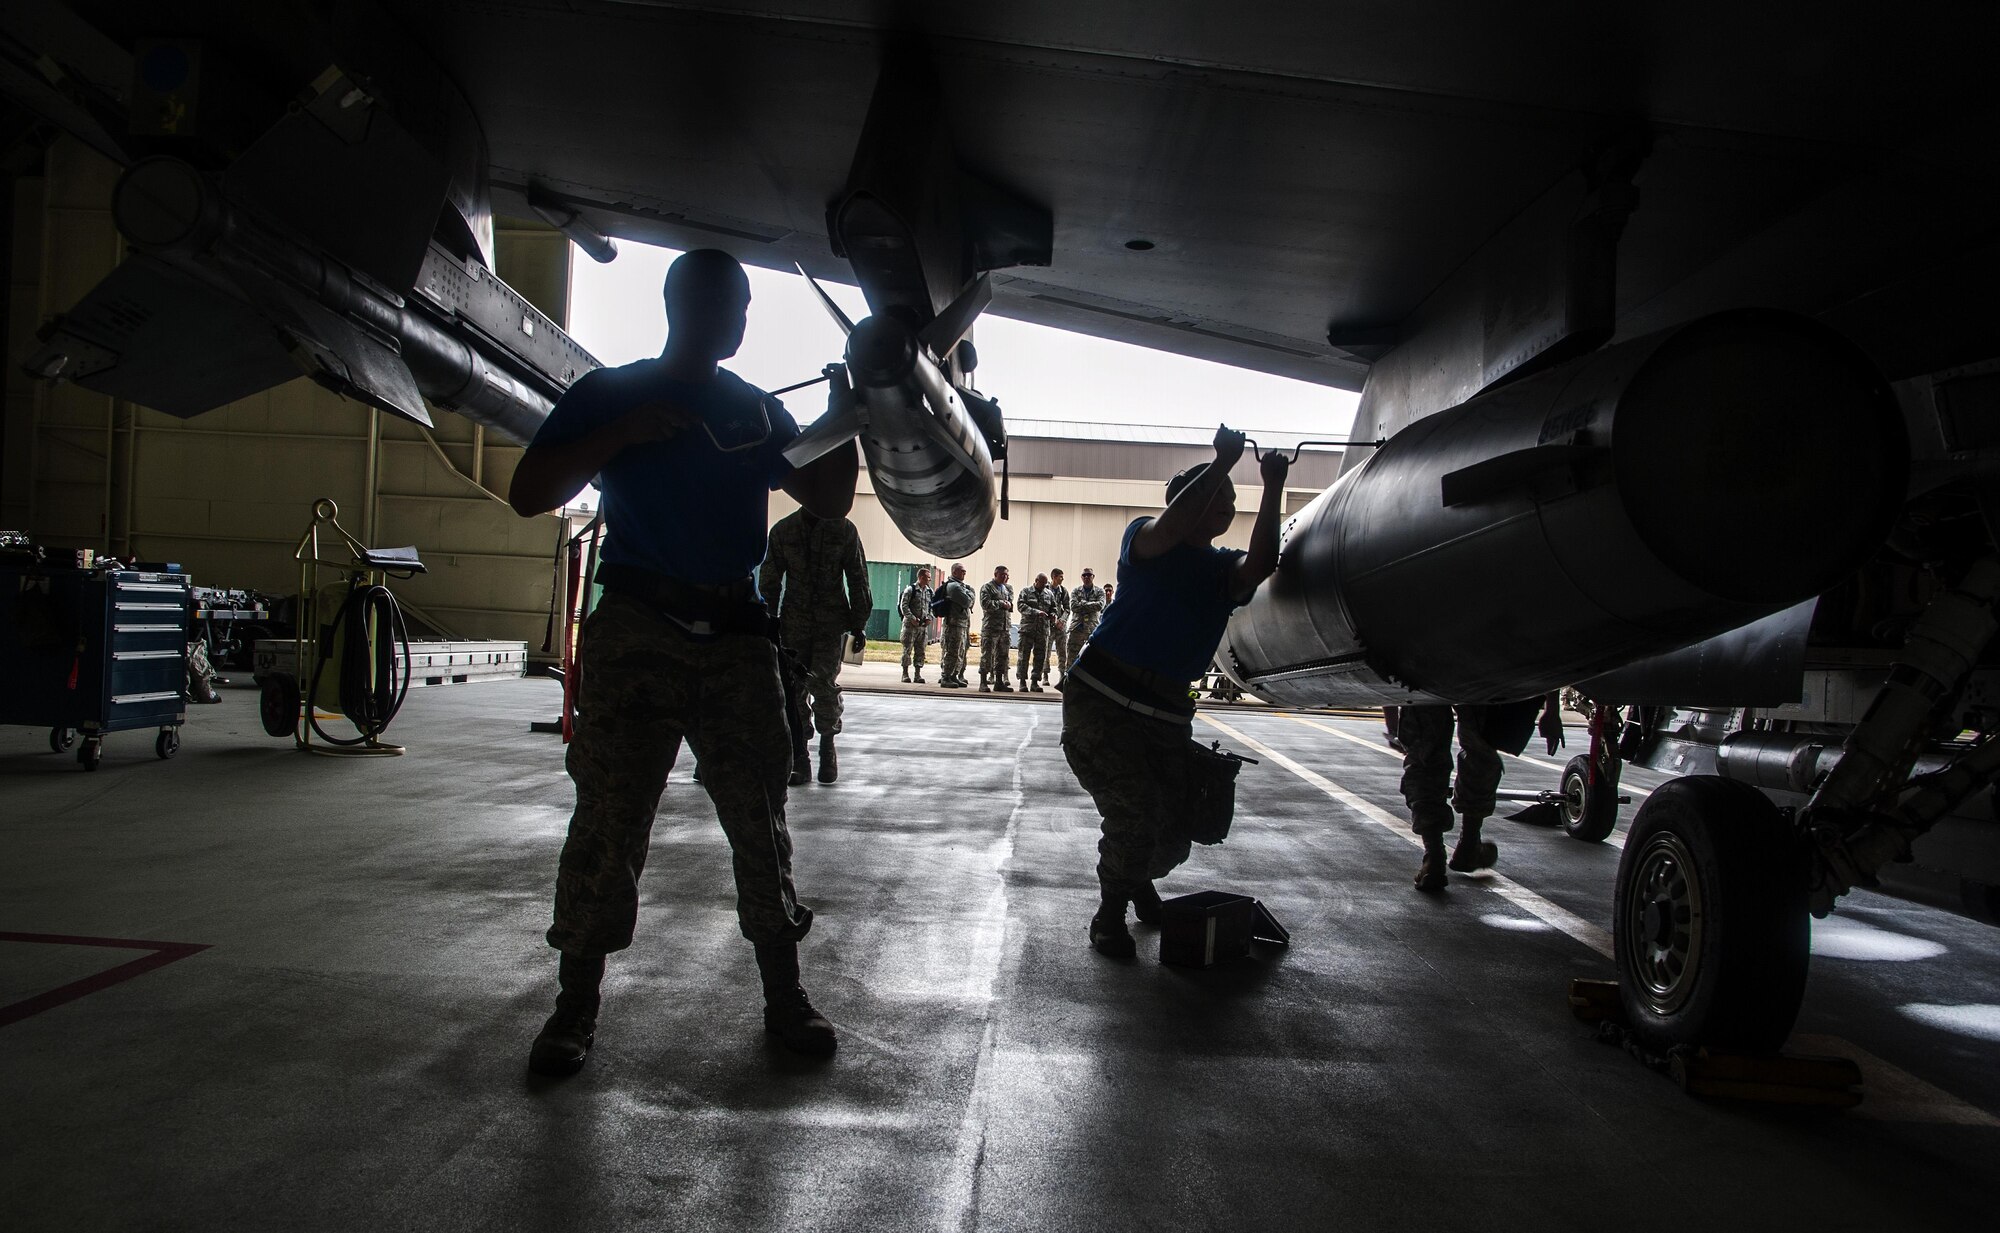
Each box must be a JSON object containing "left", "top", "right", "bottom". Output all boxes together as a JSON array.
[{"left": 1567, "top": 977, "right": 1622, "bottom": 1022}]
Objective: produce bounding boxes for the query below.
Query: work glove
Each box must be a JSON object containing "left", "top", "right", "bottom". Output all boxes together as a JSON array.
[
  {"left": 1540, "top": 706, "right": 1565, "bottom": 755},
  {"left": 850, "top": 630, "right": 867, "bottom": 655}
]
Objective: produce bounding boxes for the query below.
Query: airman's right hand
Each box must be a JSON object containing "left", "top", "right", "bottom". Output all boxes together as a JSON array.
[{"left": 1213, "top": 424, "right": 1247, "bottom": 471}]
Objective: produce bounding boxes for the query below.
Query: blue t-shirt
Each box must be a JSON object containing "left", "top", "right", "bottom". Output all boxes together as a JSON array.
[
  {"left": 1086, "top": 517, "right": 1249, "bottom": 682},
  {"left": 532, "top": 359, "right": 797, "bottom": 588}
]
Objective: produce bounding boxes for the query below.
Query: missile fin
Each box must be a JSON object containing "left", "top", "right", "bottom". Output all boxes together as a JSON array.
[
  {"left": 796, "top": 265, "right": 856, "bottom": 336},
  {"left": 22, "top": 254, "right": 299, "bottom": 416},
  {"left": 919, "top": 274, "right": 991, "bottom": 359},
  {"left": 782, "top": 398, "right": 864, "bottom": 469}
]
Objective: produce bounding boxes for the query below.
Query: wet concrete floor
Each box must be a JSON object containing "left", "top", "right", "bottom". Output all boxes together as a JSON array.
[{"left": 3, "top": 678, "right": 1995, "bottom": 1231}]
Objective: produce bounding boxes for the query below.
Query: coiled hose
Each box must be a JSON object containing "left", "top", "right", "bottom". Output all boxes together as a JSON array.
[{"left": 309, "top": 581, "right": 412, "bottom": 746}]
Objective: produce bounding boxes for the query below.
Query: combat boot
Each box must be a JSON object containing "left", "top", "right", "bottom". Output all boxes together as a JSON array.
[
  {"left": 528, "top": 952, "right": 604, "bottom": 1077},
  {"left": 901, "top": 668, "right": 910, "bottom": 683},
  {"left": 996, "top": 679, "right": 1014, "bottom": 693},
  {"left": 753, "top": 941, "right": 838, "bottom": 1056},
  {"left": 817, "top": 733, "right": 838, "bottom": 783},
  {"left": 789, "top": 750, "right": 810, "bottom": 786},
  {"left": 1089, "top": 891, "right": 1137, "bottom": 958},
  {"left": 914, "top": 669, "right": 925, "bottom": 684},
  {"left": 979, "top": 677, "right": 992, "bottom": 693},
  {"left": 1448, "top": 817, "right": 1498, "bottom": 872},
  {"left": 1414, "top": 837, "right": 1450, "bottom": 892},
  {"left": 1030, "top": 677, "right": 1045, "bottom": 693}
]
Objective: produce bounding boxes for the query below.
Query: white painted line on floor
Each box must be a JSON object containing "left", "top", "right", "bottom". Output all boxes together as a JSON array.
[
  {"left": 1278, "top": 710, "right": 1653, "bottom": 798},
  {"left": 1277, "top": 712, "right": 1645, "bottom": 849},
  {"left": 942, "top": 707, "right": 1039, "bottom": 1228},
  {"left": 1791, "top": 1033, "right": 2000, "bottom": 1126},
  {"left": 1202, "top": 714, "right": 1614, "bottom": 959}
]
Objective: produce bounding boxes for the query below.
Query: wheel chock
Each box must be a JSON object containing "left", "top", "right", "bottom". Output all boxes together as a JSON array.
[
  {"left": 1565, "top": 978, "right": 1864, "bottom": 1108},
  {"left": 1670, "top": 1050, "right": 1863, "bottom": 1108},
  {"left": 1567, "top": 977, "right": 1623, "bottom": 1022}
]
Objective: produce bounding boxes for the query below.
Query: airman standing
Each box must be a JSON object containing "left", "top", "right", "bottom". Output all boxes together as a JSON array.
[
  {"left": 1017, "top": 572, "right": 1056, "bottom": 693},
  {"left": 1066, "top": 567, "right": 1105, "bottom": 673},
  {"left": 899, "top": 567, "right": 933, "bottom": 684},
  {"left": 760, "top": 506, "right": 872, "bottom": 785},
  {"left": 979, "top": 566, "right": 1015, "bottom": 692},
  {"left": 937, "top": 563, "right": 977, "bottom": 687},
  {"left": 1047, "top": 567, "right": 1072, "bottom": 686}
]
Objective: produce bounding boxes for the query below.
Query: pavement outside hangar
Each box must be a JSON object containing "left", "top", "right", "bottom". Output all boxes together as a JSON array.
[{"left": 3, "top": 676, "right": 1997, "bottom": 1232}]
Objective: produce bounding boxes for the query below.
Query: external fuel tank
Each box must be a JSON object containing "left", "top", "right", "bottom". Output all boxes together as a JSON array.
[{"left": 1221, "top": 311, "right": 1908, "bottom": 707}]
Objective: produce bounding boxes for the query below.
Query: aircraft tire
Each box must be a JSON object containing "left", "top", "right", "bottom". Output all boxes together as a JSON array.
[
  {"left": 1614, "top": 775, "right": 1809, "bottom": 1055},
  {"left": 1560, "top": 753, "right": 1619, "bottom": 843}
]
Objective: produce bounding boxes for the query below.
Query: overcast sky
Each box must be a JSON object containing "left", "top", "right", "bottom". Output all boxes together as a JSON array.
[{"left": 566, "top": 239, "right": 1359, "bottom": 439}]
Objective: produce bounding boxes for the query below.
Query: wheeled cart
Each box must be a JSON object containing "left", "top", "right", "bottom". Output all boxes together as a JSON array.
[{"left": 1, "top": 566, "right": 190, "bottom": 770}]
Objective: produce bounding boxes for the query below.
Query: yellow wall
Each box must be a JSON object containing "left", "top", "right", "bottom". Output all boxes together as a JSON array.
[{"left": 5, "top": 138, "right": 573, "bottom": 645}]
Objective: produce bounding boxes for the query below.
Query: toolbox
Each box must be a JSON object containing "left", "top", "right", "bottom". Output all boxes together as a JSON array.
[
  {"left": 1, "top": 566, "right": 190, "bottom": 769},
  {"left": 1158, "top": 891, "right": 1290, "bottom": 967}
]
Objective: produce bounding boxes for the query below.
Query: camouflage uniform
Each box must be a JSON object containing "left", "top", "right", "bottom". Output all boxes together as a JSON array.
[
  {"left": 979, "top": 580, "right": 1014, "bottom": 687},
  {"left": 549, "top": 592, "right": 812, "bottom": 951},
  {"left": 937, "top": 577, "right": 977, "bottom": 683},
  {"left": 1397, "top": 704, "right": 1505, "bottom": 835},
  {"left": 1066, "top": 582, "right": 1105, "bottom": 672},
  {"left": 759, "top": 511, "right": 871, "bottom": 737},
  {"left": 1060, "top": 673, "right": 1195, "bottom": 892},
  {"left": 1016, "top": 583, "right": 1055, "bottom": 687},
  {"left": 1047, "top": 582, "right": 1071, "bottom": 679},
  {"left": 898, "top": 580, "right": 932, "bottom": 676}
]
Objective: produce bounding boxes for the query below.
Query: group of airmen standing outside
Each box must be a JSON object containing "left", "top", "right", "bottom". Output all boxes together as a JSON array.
[{"left": 896, "top": 562, "right": 1111, "bottom": 691}]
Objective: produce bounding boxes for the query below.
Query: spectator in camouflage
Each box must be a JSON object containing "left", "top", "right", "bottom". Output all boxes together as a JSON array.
[
  {"left": 936, "top": 563, "right": 977, "bottom": 687},
  {"left": 979, "top": 566, "right": 1014, "bottom": 691},
  {"left": 1047, "top": 567, "right": 1072, "bottom": 685},
  {"left": 1065, "top": 567, "right": 1104, "bottom": 673},
  {"left": 1016, "top": 572, "right": 1056, "bottom": 692},
  {"left": 899, "top": 567, "right": 933, "bottom": 682}
]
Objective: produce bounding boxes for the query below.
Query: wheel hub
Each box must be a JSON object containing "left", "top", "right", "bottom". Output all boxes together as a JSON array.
[{"left": 1624, "top": 831, "right": 1705, "bottom": 1015}]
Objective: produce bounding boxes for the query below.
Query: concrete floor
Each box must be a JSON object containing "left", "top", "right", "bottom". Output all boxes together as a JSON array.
[{"left": 4, "top": 677, "right": 1996, "bottom": 1232}]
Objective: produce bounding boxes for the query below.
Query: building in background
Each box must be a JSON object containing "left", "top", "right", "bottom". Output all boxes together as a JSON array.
[{"left": 787, "top": 419, "right": 1348, "bottom": 641}]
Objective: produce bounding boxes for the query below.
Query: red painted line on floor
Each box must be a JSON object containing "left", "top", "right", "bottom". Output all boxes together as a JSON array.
[{"left": 0, "top": 931, "right": 209, "bottom": 1028}]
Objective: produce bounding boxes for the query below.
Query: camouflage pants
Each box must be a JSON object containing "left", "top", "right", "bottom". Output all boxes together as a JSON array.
[
  {"left": 1398, "top": 703, "right": 1504, "bottom": 835},
  {"left": 941, "top": 616, "right": 970, "bottom": 681},
  {"left": 547, "top": 593, "right": 812, "bottom": 953},
  {"left": 1064, "top": 614, "right": 1097, "bottom": 671},
  {"left": 981, "top": 617, "right": 1010, "bottom": 684},
  {"left": 1049, "top": 622, "right": 1068, "bottom": 674},
  {"left": 785, "top": 627, "right": 847, "bottom": 737},
  {"left": 1017, "top": 621, "right": 1050, "bottom": 683},
  {"left": 1061, "top": 678, "right": 1195, "bottom": 894},
  {"left": 900, "top": 618, "right": 927, "bottom": 672}
]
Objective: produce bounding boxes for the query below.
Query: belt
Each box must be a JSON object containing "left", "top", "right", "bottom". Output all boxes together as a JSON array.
[
  {"left": 597, "top": 562, "right": 769, "bottom": 639},
  {"left": 1068, "top": 645, "right": 1195, "bottom": 723}
]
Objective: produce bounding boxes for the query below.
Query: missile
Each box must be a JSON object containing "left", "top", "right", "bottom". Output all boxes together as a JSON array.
[
  {"left": 1220, "top": 310, "right": 1909, "bottom": 707},
  {"left": 26, "top": 156, "right": 594, "bottom": 445},
  {"left": 783, "top": 268, "right": 1004, "bottom": 559}
]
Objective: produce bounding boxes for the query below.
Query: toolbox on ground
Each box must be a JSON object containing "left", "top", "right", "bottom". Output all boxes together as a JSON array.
[
  {"left": 1158, "top": 891, "right": 1289, "bottom": 967},
  {"left": 1, "top": 566, "right": 190, "bottom": 770}
]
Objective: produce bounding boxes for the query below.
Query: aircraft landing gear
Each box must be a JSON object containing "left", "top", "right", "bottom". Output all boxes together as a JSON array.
[
  {"left": 1558, "top": 701, "right": 1623, "bottom": 842},
  {"left": 1613, "top": 775, "right": 1810, "bottom": 1054}
]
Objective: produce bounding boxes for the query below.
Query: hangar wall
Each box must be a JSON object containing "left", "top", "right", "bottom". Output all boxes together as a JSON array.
[{"left": 3, "top": 138, "right": 571, "bottom": 645}]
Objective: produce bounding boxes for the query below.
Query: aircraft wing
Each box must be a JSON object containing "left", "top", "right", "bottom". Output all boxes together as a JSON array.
[{"left": 351, "top": 0, "right": 2000, "bottom": 394}]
